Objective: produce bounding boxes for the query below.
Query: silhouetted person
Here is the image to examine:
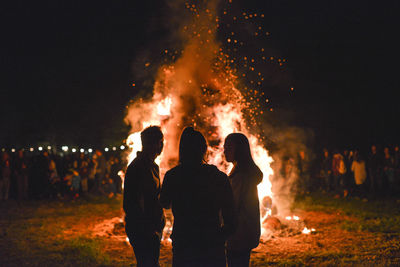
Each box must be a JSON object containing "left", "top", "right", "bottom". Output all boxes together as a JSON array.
[
  {"left": 224, "top": 133, "right": 263, "bottom": 267},
  {"left": 368, "top": 145, "right": 382, "bottom": 195},
  {"left": 94, "top": 150, "right": 107, "bottom": 192},
  {"left": 160, "top": 127, "right": 235, "bottom": 267},
  {"left": 332, "top": 150, "right": 346, "bottom": 194},
  {"left": 32, "top": 151, "right": 50, "bottom": 199},
  {"left": 123, "top": 126, "right": 165, "bottom": 267},
  {"left": 394, "top": 145, "right": 400, "bottom": 194},
  {"left": 351, "top": 151, "right": 367, "bottom": 197},
  {"left": 0, "top": 152, "right": 11, "bottom": 201},
  {"left": 297, "top": 150, "right": 311, "bottom": 193},
  {"left": 382, "top": 147, "right": 395, "bottom": 195},
  {"left": 14, "top": 150, "right": 29, "bottom": 201},
  {"left": 320, "top": 149, "right": 332, "bottom": 191}
]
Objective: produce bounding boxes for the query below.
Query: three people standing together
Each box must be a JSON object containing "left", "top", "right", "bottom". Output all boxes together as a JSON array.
[{"left": 123, "top": 126, "right": 263, "bottom": 267}]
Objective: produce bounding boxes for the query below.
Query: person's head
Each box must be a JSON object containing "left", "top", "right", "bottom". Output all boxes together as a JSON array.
[
  {"left": 141, "top": 126, "right": 164, "bottom": 157},
  {"left": 384, "top": 147, "right": 390, "bottom": 155},
  {"left": 224, "top": 133, "right": 253, "bottom": 164},
  {"left": 371, "top": 145, "right": 377, "bottom": 154},
  {"left": 323, "top": 148, "right": 329, "bottom": 158},
  {"left": 353, "top": 150, "right": 358, "bottom": 160},
  {"left": 179, "top": 127, "right": 207, "bottom": 164}
]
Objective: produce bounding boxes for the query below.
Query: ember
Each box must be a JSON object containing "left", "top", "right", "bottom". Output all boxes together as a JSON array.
[{"left": 124, "top": 0, "right": 275, "bottom": 236}]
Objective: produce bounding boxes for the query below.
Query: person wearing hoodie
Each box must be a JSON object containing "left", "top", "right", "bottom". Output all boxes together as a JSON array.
[
  {"left": 160, "top": 127, "right": 235, "bottom": 267},
  {"left": 224, "top": 133, "right": 263, "bottom": 267}
]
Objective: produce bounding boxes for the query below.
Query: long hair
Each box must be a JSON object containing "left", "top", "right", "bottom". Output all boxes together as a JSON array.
[
  {"left": 179, "top": 127, "right": 207, "bottom": 164},
  {"left": 225, "top": 133, "right": 255, "bottom": 165}
]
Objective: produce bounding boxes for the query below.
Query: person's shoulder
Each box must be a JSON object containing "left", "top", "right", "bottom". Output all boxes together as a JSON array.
[
  {"left": 203, "top": 164, "right": 228, "bottom": 178},
  {"left": 165, "top": 165, "right": 182, "bottom": 177},
  {"left": 126, "top": 156, "right": 145, "bottom": 172}
]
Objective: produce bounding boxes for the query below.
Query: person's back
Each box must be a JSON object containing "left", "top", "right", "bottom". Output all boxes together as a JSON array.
[
  {"left": 160, "top": 127, "right": 235, "bottom": 267},
  {"left": 351, "top": 159, "right": 367, "bottom": 185},
  {"left": 161, "top": 163, "right": 234, "bottom": 247}
]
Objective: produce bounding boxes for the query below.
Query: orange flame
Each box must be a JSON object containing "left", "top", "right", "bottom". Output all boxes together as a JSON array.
[{"left": 124, "top": 1, "right": 275, "bottom": 237}]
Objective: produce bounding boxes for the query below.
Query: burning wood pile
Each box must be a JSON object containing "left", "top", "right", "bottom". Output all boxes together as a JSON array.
[{"left": 119, "top": 0, "right": 312, "bottom": 244}]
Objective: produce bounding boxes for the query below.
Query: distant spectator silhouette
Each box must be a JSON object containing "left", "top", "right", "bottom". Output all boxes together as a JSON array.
[
  {"left": 332, "top": 150, "right": 346, "bottom": 194},
  {"left": 351, "top": 151, "right": 367, "bottom": 197},
  {"left": 0, "top": 152, "right": 11, "bottom": 200},
  {"left": 224, "top": 133, "right": 263, "bottom": 267},
  {"left": 319, "top": 149, "right": 332, "bottom": 191},
  {"left": 123, "top": 126, "right": 165, "bottom": 267},
  {"left": 14, "top": 150, "right": 29, "bottom": 201},
  {"left": 368, "top": 145, "right": 382, "bottom": 195},
  {"left": 160, "top": 127, "right": 235, "bottom": 267},
  {"left": 382, "top": 147, "right": 395, "bottom": 195},
  {"left": 297, "top": 150, "right": 311, "bottom": 192}
]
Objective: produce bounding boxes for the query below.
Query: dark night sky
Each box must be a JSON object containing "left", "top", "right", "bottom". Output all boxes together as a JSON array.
[{"left": 2, "top": 0, "right": 399, "bottom": 149}]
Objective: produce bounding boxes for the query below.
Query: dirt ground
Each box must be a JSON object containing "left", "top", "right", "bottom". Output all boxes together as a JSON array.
[{"left": 87, "top": 208, "right": 400, "bottom": 266}]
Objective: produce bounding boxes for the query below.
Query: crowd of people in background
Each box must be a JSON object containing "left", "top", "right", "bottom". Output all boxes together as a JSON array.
[
  {"left": 0, "top": 149, "right": 125, "bottom": 201},
  {"left": 279, "top": 144, "right": 400, "bottom": 198},
  {"left": 1, "top": 143, "right": 400, "bottom": 202}
]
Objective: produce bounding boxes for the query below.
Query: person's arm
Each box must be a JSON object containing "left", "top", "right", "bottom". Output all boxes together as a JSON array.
[
  {"left": 123, "top": 164, "right": 145, "bottom": 220},
  {"left": 219, "top": 173, "right": 236, "bottom": 240},
  {"left": 160, "top": 171, "right": 172, "bottom": 209}
]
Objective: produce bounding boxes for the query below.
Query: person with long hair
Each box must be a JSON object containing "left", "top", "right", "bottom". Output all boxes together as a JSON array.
[
  {"left": 224, "top": 133, "right": 263, "bottom": 267},
  {"left": 160, "top": 127, "right": 235, "bottom": 267}
]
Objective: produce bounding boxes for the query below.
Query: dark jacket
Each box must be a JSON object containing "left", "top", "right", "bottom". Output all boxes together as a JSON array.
[
  {"left": 226, "top": 162, "right": 263, "bottom": 251},
  {"left": 160, "top": 163, "right": 235, "bottom": 249},
  {"left": 123, "top": 152, "right": 165, "bottom": 235}
]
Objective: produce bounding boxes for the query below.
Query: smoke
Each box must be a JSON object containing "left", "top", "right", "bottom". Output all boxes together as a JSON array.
[
  {"left": 125, "top": 0, "right": 240, "bottom": 170},
  {"left": 263, "top": 124, "right": 315, "bottom": 216},
  {"left": 124, "top": 0, "right": 314, "bottom": 218}
]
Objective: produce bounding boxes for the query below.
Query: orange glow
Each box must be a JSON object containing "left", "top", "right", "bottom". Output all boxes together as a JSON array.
[{"left": 124, "top": 0, "right": 275, "bottom": 237}]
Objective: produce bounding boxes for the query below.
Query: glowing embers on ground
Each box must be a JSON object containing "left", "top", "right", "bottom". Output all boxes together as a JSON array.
[
  {"left": 285, "top": 215, "right": 300, "bottom": 221},
  {"left": 259, "top": 214, "right": 317, "bottom": 241},
  {"left": 302, "top": 227, "right": 316, "bottom": 235}
]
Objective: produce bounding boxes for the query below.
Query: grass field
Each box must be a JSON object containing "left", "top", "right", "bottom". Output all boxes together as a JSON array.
[{"left": 0, "top": 193, "right": 399, "bottom": 266}]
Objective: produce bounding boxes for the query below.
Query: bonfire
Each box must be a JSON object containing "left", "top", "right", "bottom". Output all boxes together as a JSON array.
[{"left": 120, "top": 0, "right": 314, "bottom": 242}]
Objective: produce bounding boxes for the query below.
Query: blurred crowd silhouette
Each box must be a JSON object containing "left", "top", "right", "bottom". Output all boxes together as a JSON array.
[
  {"left": 0, "top": 149, "right": 124, "bottom": 201},
  {"left": 1, "top": 143, "right": 399, "bottom": 202},
  {"left": 276, "top": 144, "right": 400, "bottom": 198}
]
